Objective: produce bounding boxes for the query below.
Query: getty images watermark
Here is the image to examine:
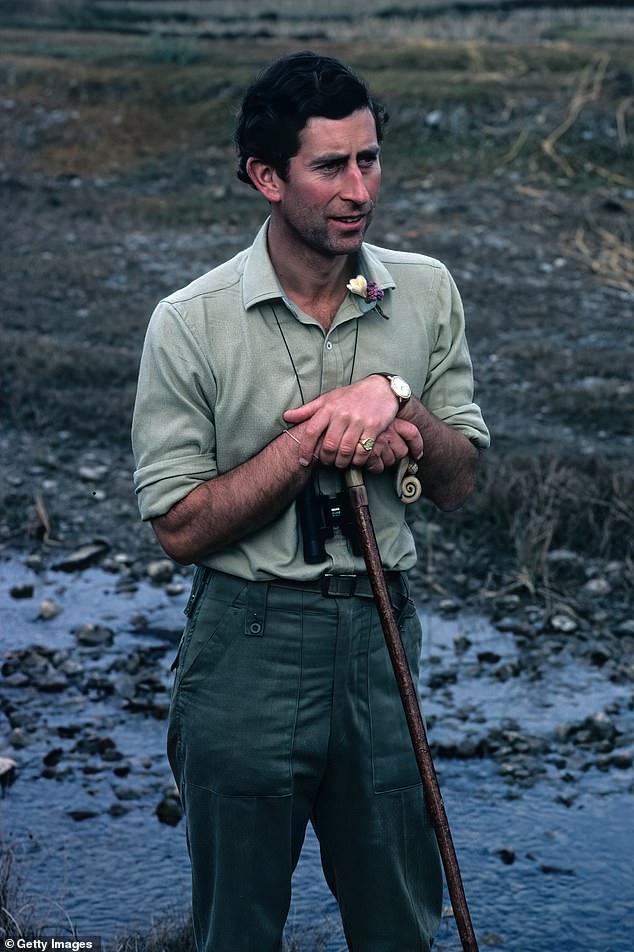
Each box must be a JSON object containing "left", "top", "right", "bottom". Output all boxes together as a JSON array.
[{"left": 3, "top": 940, "right": 101, "bottom": 951}]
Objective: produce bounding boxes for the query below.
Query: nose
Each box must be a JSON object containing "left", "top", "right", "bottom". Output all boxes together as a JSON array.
[{"left": 341, "top": 162, "right": 371, "bottom": 205}]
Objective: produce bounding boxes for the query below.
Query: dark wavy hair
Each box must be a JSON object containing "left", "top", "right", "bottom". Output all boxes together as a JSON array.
[{"left": 235, "top": 51, "right": 389, "bottom": 188}]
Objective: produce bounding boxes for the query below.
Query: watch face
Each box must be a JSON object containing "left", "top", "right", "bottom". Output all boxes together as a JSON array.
[{"left": 391, "top": 376, "right": 411, "bottom": 399}]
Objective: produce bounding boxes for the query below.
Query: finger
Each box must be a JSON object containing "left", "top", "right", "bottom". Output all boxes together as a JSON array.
[
  {"left": 316, "top": 418, "right": 354, "bottom": 467},
  {"left": 391, "top": 419, "right": 424, "bottom": 459},
  {"left": 283, "top": 396, "right": 324, "bottom": 424},
  {"left": 365, "top": 454, "right": 385, "bottom": 475},
  {"left": 333, "top": 425, "right": 366, "bottom": 468}
]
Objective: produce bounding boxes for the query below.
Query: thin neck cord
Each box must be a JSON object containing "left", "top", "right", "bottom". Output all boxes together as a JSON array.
[{"left": 271, "top": 303, "right": 360, "bottom": 406}]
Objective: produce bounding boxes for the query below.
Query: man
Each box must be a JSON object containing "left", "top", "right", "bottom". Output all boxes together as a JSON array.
[{"left": 132, "top": 51, "right": 489, "bottom": 952}]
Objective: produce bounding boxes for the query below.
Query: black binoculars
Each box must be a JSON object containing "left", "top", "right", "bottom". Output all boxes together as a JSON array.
[{"left": 296, "top": 477, "right": 361, "bottom": 564}]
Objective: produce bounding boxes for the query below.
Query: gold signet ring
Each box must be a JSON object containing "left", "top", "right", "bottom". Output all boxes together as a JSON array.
[{"left": 359, "top": 437, "right": 375, "bottom": 452}]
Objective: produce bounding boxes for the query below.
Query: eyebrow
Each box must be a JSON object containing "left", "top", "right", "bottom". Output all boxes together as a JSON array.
[{"left": 309, "top": 145, "right": 380, "bottom": 167}]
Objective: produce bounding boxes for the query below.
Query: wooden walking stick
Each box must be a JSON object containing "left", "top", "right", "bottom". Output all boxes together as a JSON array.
[{"left": 345, "top": 465, "right": 479, "bottom": 952}]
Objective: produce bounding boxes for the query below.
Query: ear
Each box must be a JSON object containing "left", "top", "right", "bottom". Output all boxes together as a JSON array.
[{"left": 245, "top": 157, "right": 283, "bottom": 203}]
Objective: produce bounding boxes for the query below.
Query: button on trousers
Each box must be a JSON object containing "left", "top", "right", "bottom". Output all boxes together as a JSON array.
[{"left": 168, "top": 569, "right": 442, "bottom": 952}]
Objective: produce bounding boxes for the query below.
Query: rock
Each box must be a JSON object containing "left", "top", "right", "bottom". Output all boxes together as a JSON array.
[
  {"left": 8, "top": 728, "right": 31, "bottom": 748},
  {"left": 495, "top": 616, "right": 533, "bottom": 636},
  {"left": 113, "top": 784, "right": 143, "bottom": 801},
  {"left": 481, "top": 933, "right": 505, "bottom": 947},
  {"left": 545, "top": 549, "right": 586, "bottom": 583},
  {"left": 584, "top": 712, "right": 618, "bottom": 743},
  {"left": 477, "top": 651, "right": 502, "bottom": 664},
  {"left": 36, "top": 671, "right": 69, "bottom": 693},
  {"left": 67, "top": 809, "right": 100, "bottom": 821},
  {"left": 165, "top": 582, "right": 185, "bottom": 597},
  {"left": 38, "top": 598, "right": 63, "bottom": 620},
  {"left": 82, "top": 673, "right": 114, "bottom": 696},
  {"left": 75, "top": 623, "right": 114, "bottom": 647},
  {"left": 42, "top": 747, "right": 64, "bottom": 767},
  {"left": 540, "top": 864, "right": 575, "bottom": 876},
  {"left": 10, "top": 584, "right": 34, "bottom": 599},
  {"left": 615, "top": 620, "right": 634, "bottom": 637},
  {"left": 108, "top": 802, "right": 132, "bottom": 817},
  {"left": 146, "top": 559, "right": 175, "bottom": 584},
  {"left": 78, "top": 464, "right": 108, "bottom": 481},
  {"left": 582, "top": 577, "right": 612, "bottom": 596},
  {"left": 491, "top": 662, "right": 520, "bottom": 682},
  {"left": 53, "top": 540, "right": 110, "bottom": 572},
  {"left": 549, "top": 613, "right": 578, "bottom": 633},
  {"left": 453, "top": 634, "right": 471, "bottom": 655},
  {"left": 0, "top": 757, "right": 17, "bottom": 794},
  {"left": 3, "top": 671, "right": 30, "bottom": 688},
  {"left": 57, "top": 724, "right": 82, "bottom": 739},
  {"left": 74, "top": 733, "right": 116, "bottom": 756},
  {"left": 495, "top": 847, "right": 516, "bottom": 865},
  {"left": 58, "top": 658, "right": 84, "bottom": 677},
  {"left": 156, "top": 793, "right": 183, "bottom": 826}
]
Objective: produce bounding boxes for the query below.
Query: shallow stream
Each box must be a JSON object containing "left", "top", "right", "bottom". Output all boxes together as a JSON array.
[{"left": 1, "top": 558, "right": 632, "bottom": 951}]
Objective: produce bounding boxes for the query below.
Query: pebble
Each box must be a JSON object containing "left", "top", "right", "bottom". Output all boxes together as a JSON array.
[
  {"left": 615, "top": 620, "right": 634, "bottom": 637},
  {"left": 549, "top": 613, "right": 578, "bottom": 633},
  {"left": 9, "top": 584, "right": 34, "bottom": 599},
  {"left": 156, "top": 792, "right": 183, "bottom": 826},
  {"left": 67, "top": 809, "right": 100, "bottom": 822},
  {"left": 75, "top": 623, "right": 114, "bottom": 647},
  {"left": 146, "top": 559, "right": 175, "bottom": 584},
  {"left": 165, "top": 582, "right": 185, "bottom": 597},
  {"left": 582, "top": 577, "right": 612, "bottom": 596},
  {"left": 108, "top": 802, "right": 132, "bottom": 817},
  {"left": 0, "top": 756, "right": 17, "bottom": 793},
  {"left": 36, "top": 671, "right": 69, "bottom": 693},
  {"left": 38, "top": 598, "right": 63, "bottom": 620},
  {"left": 78, "top": 464, "right": 109, "bottom": 481},
  {"left": 53, "top": 541, "right": 110, "bottom": 572},
  {"left": 113, "top": 784, "right": 143, "bottom": 801}
]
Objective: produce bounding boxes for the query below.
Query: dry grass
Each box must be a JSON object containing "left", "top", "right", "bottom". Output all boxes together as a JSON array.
[{"left": 433, "top": 453, "right": 634, "bottom": 602}]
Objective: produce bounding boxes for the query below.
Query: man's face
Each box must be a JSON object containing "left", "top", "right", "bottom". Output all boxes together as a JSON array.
[{"left": 272, "top": 107, "right": 381, "bottom": 259}]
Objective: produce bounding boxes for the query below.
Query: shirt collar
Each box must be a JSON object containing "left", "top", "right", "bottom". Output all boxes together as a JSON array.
[
  {"left": 355, "top": 243, "right": 396, "bottom": 318},
  {"left": 241, "top": 219, "right": 397, "bottom": 316},
  {"left": 242, "top": 220, "right": 285, "bottom": 310}
]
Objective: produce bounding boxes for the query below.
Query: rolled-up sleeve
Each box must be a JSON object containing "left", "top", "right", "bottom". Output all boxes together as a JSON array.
[
  {"left": 422, "top": 265, "right": 490, "bottom": 449},
  {"left": 132, "top": 301, "right": 218, "bottom": 521}
]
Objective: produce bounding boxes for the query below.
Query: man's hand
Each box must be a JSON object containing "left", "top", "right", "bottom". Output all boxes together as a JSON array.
[
  {"left": 365, "top": 418, "right": 423, "bottom": 474},
  {"left": 283, "top": 376, "right": 402, "bottom": 469}
]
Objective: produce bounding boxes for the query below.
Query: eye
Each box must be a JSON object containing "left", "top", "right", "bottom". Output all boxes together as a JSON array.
[{"left": 318, "top": 160, "right": 343, "bottom": 173}]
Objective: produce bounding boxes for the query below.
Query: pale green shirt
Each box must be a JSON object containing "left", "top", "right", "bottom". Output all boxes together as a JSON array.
[{"left": 132, "top": 220, "right": 490, "bottom": 580}]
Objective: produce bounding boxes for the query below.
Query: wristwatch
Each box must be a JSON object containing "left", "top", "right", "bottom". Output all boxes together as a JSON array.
[{"left": 377, "top": 373, "right": 412, "bottom": 409}]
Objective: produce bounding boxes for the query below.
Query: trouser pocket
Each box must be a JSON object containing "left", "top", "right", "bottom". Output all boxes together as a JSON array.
[{"left": 170, "top": 579, "right": 302, "bottom": 797}]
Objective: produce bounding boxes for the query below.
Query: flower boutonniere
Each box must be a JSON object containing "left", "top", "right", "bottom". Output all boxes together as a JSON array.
[{"left": 346, "top": 274, "right": 388, "bottom": 319}]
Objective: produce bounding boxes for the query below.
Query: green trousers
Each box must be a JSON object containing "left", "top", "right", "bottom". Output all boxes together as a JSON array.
[{"left": 167, "top": 568, "right": 442, "bottom": 952}]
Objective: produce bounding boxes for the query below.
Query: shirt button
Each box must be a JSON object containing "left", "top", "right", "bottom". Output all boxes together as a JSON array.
[
  {"left": 249, "top": 622, "right": 262, "bottom": 635},
  {"left": 325, "top": 341, "right": 333, "bottom": 350}
]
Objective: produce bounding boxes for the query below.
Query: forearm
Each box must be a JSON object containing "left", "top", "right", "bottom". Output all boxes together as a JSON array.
[
  {"left": 151, "top": 429, "right": 314, "bottom": 564},
  {"left": 398, "top": 397, "right": 480, "bottom": 511}
]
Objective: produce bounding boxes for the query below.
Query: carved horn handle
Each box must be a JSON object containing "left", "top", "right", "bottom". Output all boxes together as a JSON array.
[{"left": 395, "top": 458, "right": 422, "bottom": 504}]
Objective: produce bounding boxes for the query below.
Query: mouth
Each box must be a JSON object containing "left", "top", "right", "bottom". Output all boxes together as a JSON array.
[{"left": 331, "top": 213, "right": 368, "bottom": 228}]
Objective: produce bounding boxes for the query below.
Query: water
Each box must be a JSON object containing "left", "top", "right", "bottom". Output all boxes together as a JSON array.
[{"left": 1, "top": 557, "right": 633, "bottom": 950}]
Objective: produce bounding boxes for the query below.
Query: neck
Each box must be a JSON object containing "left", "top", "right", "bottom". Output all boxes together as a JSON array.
[{"left": 266, "top": 219, "right": 357, "bottom": 328}]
